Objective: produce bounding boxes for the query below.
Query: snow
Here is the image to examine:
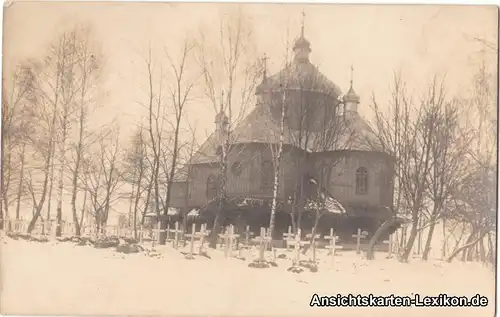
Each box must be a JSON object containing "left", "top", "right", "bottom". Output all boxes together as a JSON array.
[
  {"left": 187, "top": 208, "right": 200, "bottom": 217},
  {"left": 1, "top": 233, "right": 495, "bottom": 317}
]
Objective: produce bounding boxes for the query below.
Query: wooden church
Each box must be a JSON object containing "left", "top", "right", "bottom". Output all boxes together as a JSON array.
[{"left": 168, "top": 21, "right": 396, "bottom": 241}]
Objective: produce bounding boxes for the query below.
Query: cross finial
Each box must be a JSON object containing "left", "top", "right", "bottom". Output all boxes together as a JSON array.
[
  {"left": 301, "top": 9, "right": 306, "bottom": 37},
  {"left": 350, "top": 65, "right": 354, "bottom": 88},
  {"left": 220, "top": 89, "right": 224, "bottom": 113},
  {"left": 262, "top": 53, "right": 269, "bottom": 79}
]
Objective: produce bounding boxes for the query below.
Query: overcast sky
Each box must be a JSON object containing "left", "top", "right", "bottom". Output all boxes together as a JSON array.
[
  {"left": 4, "top": 2, "right": 497, "bottom": 221},
  {"left": 5, "top": 3, "right": 498, "bottom": 139}
]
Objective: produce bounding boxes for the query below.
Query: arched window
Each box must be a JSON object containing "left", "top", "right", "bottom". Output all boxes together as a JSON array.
[
  {"left": 206, "top": 175, "right": 218, "bottom": 200},
  {"left": 261, "top": 160, "right": 274, "bottom": 191},
  {"left": 355, "top": 167, "right": 368, "bottom": 195}
]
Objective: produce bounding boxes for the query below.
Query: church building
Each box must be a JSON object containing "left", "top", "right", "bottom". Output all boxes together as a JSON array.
[{"left": 168, "top": 21, "right": 395, "bottom": 240}]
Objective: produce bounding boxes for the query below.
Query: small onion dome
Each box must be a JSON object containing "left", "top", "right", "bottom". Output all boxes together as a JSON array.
[
  {"left": 293, "top": 35, "right": 311, "bottom": 52},
  {"left": 343, "top": 85, "right": 360, "bottom": 103}
]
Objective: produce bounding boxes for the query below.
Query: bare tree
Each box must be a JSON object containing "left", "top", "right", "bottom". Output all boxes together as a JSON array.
[
  {"left": 445, "top": 40, "right": 497, "bottom": 263},
  {"left": 196, "top": 6, "right": 260, "bottom": 248},
  {"left": 54, "top": 29, "right": 83, "bottom": 236},
  {"left": 366, "top": 73, "right": 437, "bottom": 262},
  {"left": 67, "top": 26, "right": 103, "bottom": 236},
  {"left": 158, "top": 38, "right": 199, "bottom": 244},
  {"left": 420, "top": 96, "right": 472, "bottom": 260},
  {"left": 123, "top": 124, "right": 149, "bottom": 239},
  {"left": 80, "top": 126, "right": 123, "bottom": 233},
  {"left": 25, "top": 30, "right": 81, "bottom": 233},
  {"left": 1, "top": 64, "right": 36, "bottom": 227}
]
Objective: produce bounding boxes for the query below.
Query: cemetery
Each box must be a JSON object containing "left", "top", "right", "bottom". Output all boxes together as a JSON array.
[{"left": 1, "top": 218, "right": 494, "bottom": 317}]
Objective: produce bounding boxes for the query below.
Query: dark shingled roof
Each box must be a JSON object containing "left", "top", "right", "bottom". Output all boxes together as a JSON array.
[
  {"left": 263, "top": 61, "right": 342, "bottom": 97},
  {"left": 190, "top": 105, "right": 380, "bottom": 165}
]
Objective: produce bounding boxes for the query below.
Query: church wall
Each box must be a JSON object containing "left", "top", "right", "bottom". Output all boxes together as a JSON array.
[
  {"left": 188, "top": 164, "right": 220, "bottom": 206},
  {"left": 169, "top": 182, "right": 188, "bottom": 207},
  {"left": 311, "top": 151, "right": 394, "bottom": 208},
  {"left": 225, "top": 143, "right": 301, "bottom": 199}
]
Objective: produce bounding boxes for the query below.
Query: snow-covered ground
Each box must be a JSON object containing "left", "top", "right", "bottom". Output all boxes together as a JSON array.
[{"left": 0, "top": 233, "right": 495, "bottom": 317}]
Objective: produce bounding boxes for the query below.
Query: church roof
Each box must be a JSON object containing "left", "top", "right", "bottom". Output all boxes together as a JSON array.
[
  {"left": 259, "top": 61, "right": 342, "bottom": 97},
  {"left": 343, "top": 85, "right": 360, "bottom": 103},
  {"left": 190, "top": 106, "right": 382, "bottom": 165}
]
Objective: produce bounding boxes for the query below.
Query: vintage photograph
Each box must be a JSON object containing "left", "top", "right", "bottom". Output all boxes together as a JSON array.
[{"left": 1, "top": 2, "right": 498, "bottom": 316}]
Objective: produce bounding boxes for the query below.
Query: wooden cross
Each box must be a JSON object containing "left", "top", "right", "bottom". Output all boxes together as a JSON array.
[
  {"left": 165, "top": 223, "right": 171, "bottom": 241},
  {"left": 252, "top": 227, "right": 272, "bottom": 262},
  {"left": 352, "top": 228, "right": 367, "bottom": 254},
  {"left": 244, "top": 225, "right": 254, "bottom": 247},
  {"left": 282, "top": 226, "right": 294, "bottom": 251},
  {"left": 198, "top": 224, "right": 210, "bottom": 253},
  {"left": 383, "top": 234, "right": 394, "bottom": 257},
  {"left": 324, "top": 228, "right": 342, "bottom": 267},
  {"left": 288, "top": 229, "right": 309, "bottom": 265},
  {"left": 305, "top": 232, "right": 321, "bottom": 261},
  {"left": 184, "top": 223, "right": 197, "bottom": 257},
  {"left": 218, "top": 225, "right": 239, "bottom": 258},
  {"left": 153, "top": 221, "right": 161, "bottom": 246},
  {"left": 170, "top": 222, "right": 182, "bottom": 249}
]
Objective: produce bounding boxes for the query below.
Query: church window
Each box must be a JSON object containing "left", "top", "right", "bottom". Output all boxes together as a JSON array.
[
  {"left": 206, "top": 175, "right": 218, "bottom": 200},
  {"left": 355, "top": 167, "right": 368, "bottom": 195},
  {"left": 261, "top": 160, "right": 274, "bottom": 191},
  {"left": 231, "top": 161, "right": 243, "bottom": 177}
]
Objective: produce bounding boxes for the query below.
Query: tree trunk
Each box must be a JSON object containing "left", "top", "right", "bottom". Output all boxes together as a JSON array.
[
  {"left": 55, "top": 163, "right": 65, "bottom": 237},
  {"left": 446, "top": 229, "right": 488, "bottom": 263},
  {"left": 422, "top": 216, "right": 438, "bottom": 261},
  {"left": 46, "top": 144, "right": 56, "bottom": 223},
  {"left": 400, "top": 214, "right": 419, "bottom": 262},
  {"left": 79, "top": 190, "right": 87, "bottom": 230},
  {"left": 128, "top": 181, "right": 135, "bottom": 228},
  {"left": 27, "top": 124, "right": 57, "bottom": 233},
  {"left": 366, "top": 218, "right": 396, "bottom": 260},
  {"left": 70, "top": 152, "right": 82, "bottom": 236},
  {"left": 15, "top": 143, "right": 26, "bottom": 220},
  {"left": 132, "top": 170, "right": 144, "bottom": 240},
  {"left": 461, "top": 229, "right": 477, "bottom": 261},
  {"left": 209, "top": 131, "right": 229, "bottom": 249},
  {"left": 268, "top": 90, "right": 286, "bottom": 241}
]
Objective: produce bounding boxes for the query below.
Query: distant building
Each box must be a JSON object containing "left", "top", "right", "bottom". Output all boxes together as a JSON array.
[{"left": 169, "top": 23, "right": 395, "bottom": 239}]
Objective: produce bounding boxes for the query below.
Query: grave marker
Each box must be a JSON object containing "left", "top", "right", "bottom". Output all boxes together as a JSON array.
[
  {"left": 383, "top": 234, "right": 394, "bottom": 258},
  {"left": 153, "top": 221, "right": 161, "bottom": 246},
  {"left": 282, "top": 226, "right": 294, "bottom": 251},
  {"left": 171, "top": 222, "right": 182, "bottom": 249},
  {"left": 198, "top": 224, "right": 210, "bottom": 253},
  {"left": 306, "top": 233, "right": 321, "bottom": 262},
  {"left": 352, "top": 228, "right": 367, "bottom": 254},
  {"left": 244, "top": 225, "right": 254, "bottom": 247},
  {"left": 324, "top": 228, "right": 342, "bottom": 267},
  {"left": 219, "top": 225, "right": 239, "bottom": 258},
  {"left": 252, "top": 227, "right": 272, "bottom": 262},
  {"left": 289, "top": 229, "right": 310, "bottom": 265},
  {"left": 186, "top": 223, "right": 196, "bottom": 257}
]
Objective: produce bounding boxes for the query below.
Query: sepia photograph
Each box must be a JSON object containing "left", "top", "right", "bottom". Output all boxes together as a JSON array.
[{"left": 0, "top": 2, "right": 498, "bottom": 316}]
